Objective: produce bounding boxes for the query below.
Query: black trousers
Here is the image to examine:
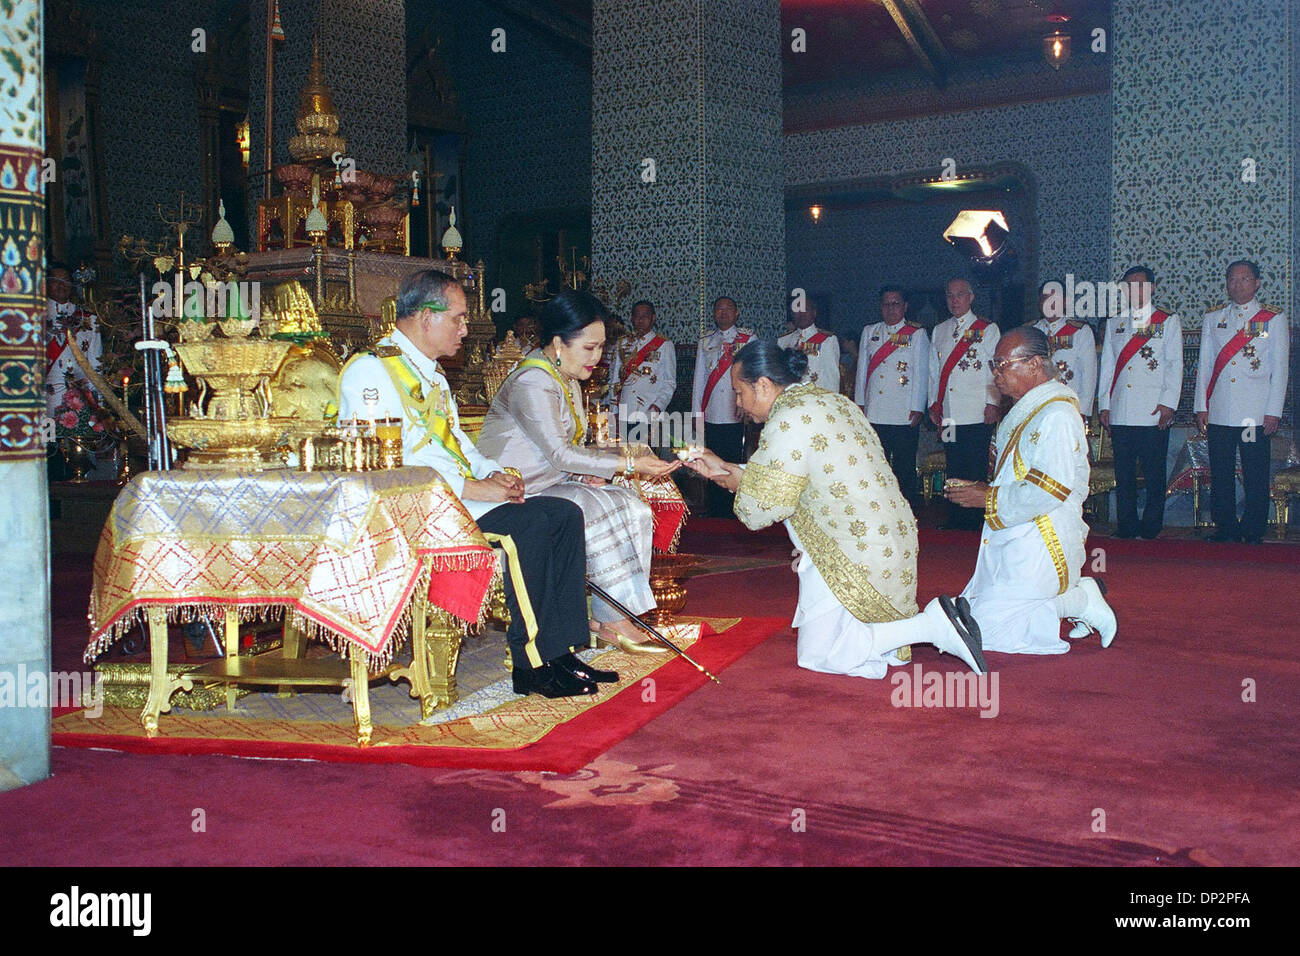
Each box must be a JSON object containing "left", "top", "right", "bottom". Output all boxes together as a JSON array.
[
  {"left": 705, "top": 421, "right": 745, "bottom": 518},
  {"left": 1110, "top": 424, "right": 1171, "bottom": 538},
  {"left": 1207, "top": 422, "right": 1271, "bottom": 540},
  {"left": 872, "top": 422, "right": 920, "bottom": 504},
  {"left": 476, "top": 497, "right": 590, "bottom": 668},
  {"left": 943, "top": 423, "right": 993, "bottom": 529}
]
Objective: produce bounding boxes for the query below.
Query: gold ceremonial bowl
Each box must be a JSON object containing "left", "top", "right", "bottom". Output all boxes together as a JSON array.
[
  {"left": 174, "top": 337, "right": 291, "bottom": 421},
  {"left": 167, "top": 416, "right": 300, "bottom": 470}
]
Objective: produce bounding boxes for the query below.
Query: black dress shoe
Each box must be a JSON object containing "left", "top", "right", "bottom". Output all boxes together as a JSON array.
[
  {"left": 1138, "top": 531, "right": 1161, "bottom": 540},
  {"left": 553, "top": 651, "right": 619, "bottom": 684},
  {"left": 1204, "top": 531, "right": 1237, "bottom": 542},
  {"left": 1111, "top": 529, "right": 1137, "bottom": 539},
  {"left": 512, "top": 663, "right": 598, "bottom": 698},
  {"left": 938, "top": 594, "right": 988, "bottom": 674},
  {"left": 1241, "top": 535, "right": 1264, "bottom": 545}
]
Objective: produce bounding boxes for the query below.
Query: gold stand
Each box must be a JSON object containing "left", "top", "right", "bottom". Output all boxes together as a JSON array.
[
  {"left": 387, "top": 566, "right": 467, "bottom": 717},
  {"left": 142, "top": 608, "right": 194, "bottom": 738}
]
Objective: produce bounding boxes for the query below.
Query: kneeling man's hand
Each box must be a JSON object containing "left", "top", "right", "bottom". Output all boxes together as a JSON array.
[{"left": 944, "top": 479, "right": 990, "bottom": 508}]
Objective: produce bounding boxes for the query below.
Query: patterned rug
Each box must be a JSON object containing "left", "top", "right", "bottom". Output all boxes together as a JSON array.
[{"left": 51, "top": 616, "right": 784, "bottom": 772}]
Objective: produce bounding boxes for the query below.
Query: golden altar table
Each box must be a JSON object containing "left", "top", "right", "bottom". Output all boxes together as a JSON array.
[{"left": 86, "top": 467, "right": 497, "bottom": 744}]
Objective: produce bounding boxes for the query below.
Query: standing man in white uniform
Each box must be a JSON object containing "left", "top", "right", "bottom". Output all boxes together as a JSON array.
[
  {"left": 609, "top": 299, "right": 675, "bottom": 445},
  {"left": 1097, "top": 266, "right": 1183, "bottom": 539},
  {"left": 1195, "top": 260, "right": 1289, "bottom": 544},
  {"left": 856, "top": 285, "right": 929, "bottom": 504},
  {"left": 928, "top": 278, "right": 1001, "bottom": 530}
]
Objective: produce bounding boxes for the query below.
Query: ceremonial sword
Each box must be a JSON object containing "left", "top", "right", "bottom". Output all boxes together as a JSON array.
[{"left": 586, "top": 580, "right": 721, "bottom": 684}]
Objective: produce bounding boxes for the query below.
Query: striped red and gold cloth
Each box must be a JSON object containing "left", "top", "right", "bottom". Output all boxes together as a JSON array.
[
  {"left": 615, "top": 473, "right": 688, "bottom": 553},
  {"left": 87, "top": 467, "right": 496, "bottom": 669}
]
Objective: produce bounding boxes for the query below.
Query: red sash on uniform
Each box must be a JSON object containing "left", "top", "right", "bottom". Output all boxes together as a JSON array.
[
  {"left": 701, "top": 333, "right": 751, "bottom": 409},
  {"left": 865, "top": 325, "right": 916, "bottom": 380},
  {"left": 1109, "top": 309, "right": 1168, "bottom": 398},
  {"left": 46, "top": 334, "right": 67, "bottom": 372},
  {"left": 619, "top": 335, "right": 666, "bottom": 385},
  {"left": 804, "top": 331, "right": 830, "bottom": 347},
  {"left": 1205, "top": 309, "right": 1274, "bottom": 403},
  {"left": 935, "top": 318, "right": 990, "bottom": 404}
]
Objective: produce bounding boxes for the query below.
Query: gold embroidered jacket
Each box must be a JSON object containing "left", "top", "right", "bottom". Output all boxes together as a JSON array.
[{"left": 735, "top": 382, "right": 918, "bottom": 623}]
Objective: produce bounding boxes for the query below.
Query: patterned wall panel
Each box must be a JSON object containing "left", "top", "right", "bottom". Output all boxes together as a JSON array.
[
  {"left": 320, "top": 0, "right": 406, "bottom": 175},
  {"left": 784, "top": 93, "right": 1113, "bottom": 311},
  {"left": 591, "top": 0, "right": 785, "bottom": 344},
  {"left": 703, "top": 2, "right": 786, "bottom": 341},
  {"left": 408, "top": 0, "right": 593, "bottom": 286},
  {"left": 0, "top": 0, "right": 46, "bottom": 458},
  {"left": 1110, "top": 0, "right": 1293, "bottom": 327},
  {"left": 91, "top": 1, "right": 213, "bottom": 251}
]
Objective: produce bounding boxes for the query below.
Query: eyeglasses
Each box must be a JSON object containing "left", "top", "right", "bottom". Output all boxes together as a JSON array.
[{"left": 991, "top": 354, "right": 1037, "bottom": 373}]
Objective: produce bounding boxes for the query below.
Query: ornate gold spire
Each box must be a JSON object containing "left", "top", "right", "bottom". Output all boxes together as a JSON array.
[{"left": 289, "top": 32, "right": 346, "bottom": 162}]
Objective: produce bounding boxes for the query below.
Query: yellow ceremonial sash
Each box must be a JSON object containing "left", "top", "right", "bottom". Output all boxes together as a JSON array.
[
  {"left": 513, "top": 357, "right": 584, "bottom": 445},
  {"left": 374, "top": 351, "right": 473, "bottom": 476},
  {"left": 992, "top": 394, "right": 1078, "bottom": 480}
]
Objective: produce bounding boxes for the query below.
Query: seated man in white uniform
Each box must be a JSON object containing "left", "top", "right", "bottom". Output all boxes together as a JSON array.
[
  {"left": 339, "top": 269, "right": 613, "bottom": 699},
  {"left": 941, "top": 325, "right": 1117, "bottom": 654},
  {"left": 684, "top": 339, "right": 986, "bottom": 678}
]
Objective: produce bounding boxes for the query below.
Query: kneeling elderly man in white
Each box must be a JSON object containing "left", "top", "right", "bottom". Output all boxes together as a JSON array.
[{"left": 939, "top": 325, "right": 1117, "bottom": 654}]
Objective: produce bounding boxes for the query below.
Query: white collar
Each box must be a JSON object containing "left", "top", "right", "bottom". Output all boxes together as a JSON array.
[{"left": 952, "top": 310, "right": 975, "bottom": 326}]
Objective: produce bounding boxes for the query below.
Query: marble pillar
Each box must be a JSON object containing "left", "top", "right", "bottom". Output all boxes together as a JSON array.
[{"left": 0, "top": 0, "right": 50, "bottom": 790}]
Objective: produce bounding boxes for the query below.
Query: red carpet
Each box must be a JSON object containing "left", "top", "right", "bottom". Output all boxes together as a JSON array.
[
  {"left": 2, "top": 522, "right": 1296, "bottom": 866},
  {"left": 48, "top": 617, "right": 781, "bottom": 774}
]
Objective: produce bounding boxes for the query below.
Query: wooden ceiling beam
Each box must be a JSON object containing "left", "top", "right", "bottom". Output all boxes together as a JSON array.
[{"left": 881, "top": 0, "right": 952, "bottom": 88}]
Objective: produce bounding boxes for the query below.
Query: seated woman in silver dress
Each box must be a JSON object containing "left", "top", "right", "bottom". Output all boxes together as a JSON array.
[{"left": 477, "top": 290, "right": 681, "bottom": 653}]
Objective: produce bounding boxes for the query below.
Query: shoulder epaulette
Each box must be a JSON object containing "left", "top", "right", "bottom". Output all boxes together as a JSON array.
[{"left": 375, "top": 345, "right": 401, "bottom": 357}]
